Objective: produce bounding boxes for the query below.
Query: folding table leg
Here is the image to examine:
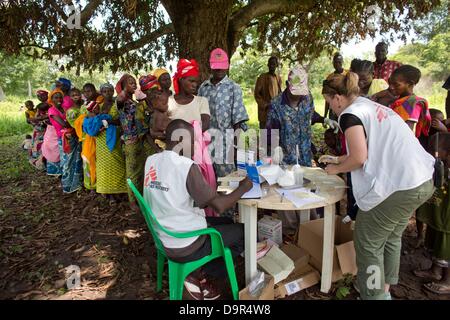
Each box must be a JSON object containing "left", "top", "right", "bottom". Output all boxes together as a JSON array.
[
  {"left": 320, "top": 204, "right": 336, "bottom": 293},
  {"left": 239, "top": 203, "right": 258, "bottom": 285},
  {"left": 299, "top": 209, "right": 310, "bottom": 224}
]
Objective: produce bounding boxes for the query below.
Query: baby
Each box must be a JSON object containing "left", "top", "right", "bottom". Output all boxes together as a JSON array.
[
  {"left": 148, "top": 89, "right": 170, "bottom": 148},
  {"left": 24, "top": 100, "right": 36, "bottom": 124},
  {"left": 21, "top": 134, "right": 32, "bottom": 150}
]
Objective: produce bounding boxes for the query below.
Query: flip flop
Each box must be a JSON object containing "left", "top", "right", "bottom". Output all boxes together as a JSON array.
[{"left": 423, "top": 282, "right": 450, "bottom": 295}]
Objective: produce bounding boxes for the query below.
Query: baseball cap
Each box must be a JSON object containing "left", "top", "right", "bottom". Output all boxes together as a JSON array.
[{"left": 209, "top": 48, "right": 229, "bottom": 70}]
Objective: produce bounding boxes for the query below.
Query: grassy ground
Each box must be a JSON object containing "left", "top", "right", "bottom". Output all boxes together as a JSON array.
[
  {"left": 0, "top": 135, "right": 34, "bottom": 183},
  {"left": 0, "top": 96, "right": 34, "bottom": 138}
]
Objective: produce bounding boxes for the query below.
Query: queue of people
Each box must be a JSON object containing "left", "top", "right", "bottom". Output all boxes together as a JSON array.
[{"left": 22, "top": 42, "right": 450, "bottom": 300}]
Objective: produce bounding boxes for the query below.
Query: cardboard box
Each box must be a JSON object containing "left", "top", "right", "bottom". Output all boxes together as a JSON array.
[
  {"left": 239, "top": 274, "right": 274, "bottom": 300},
  {"left": 280, "top": 244, "right": 310, "bottom": 270},
  {"left": 258, "top": 215, "right": 283, "bottom": 245},
  {"left": 297, "top": 217, "right": 357, "bottom": 282},
  {"left": 274, "top": 264, "right": 321, "bottom": 299},
  {"left": 257, "top": 245, "right": 295, "bottom": 284}
]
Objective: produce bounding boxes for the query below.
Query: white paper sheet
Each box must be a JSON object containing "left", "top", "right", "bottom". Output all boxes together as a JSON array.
[
  {"left": 275, "top": 188, "right": 325, "bottom": 208},
  {"left": 259, "top": 165, "right": 284, "bottom": 185},
  {"left": 229, "top": 181, "right": 262, "bottom": 199}
]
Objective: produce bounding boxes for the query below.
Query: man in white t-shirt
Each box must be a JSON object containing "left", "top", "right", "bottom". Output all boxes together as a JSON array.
[{"left": 144, "top": 119, "right": 252, "bottom": 300}]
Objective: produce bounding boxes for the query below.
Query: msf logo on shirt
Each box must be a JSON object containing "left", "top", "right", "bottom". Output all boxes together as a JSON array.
[
  {"left": 376, "top": 105, "right": 389, "bottom": 123},
  {"left": 145, "top": 166, "right": 169, "bottom": 192}
]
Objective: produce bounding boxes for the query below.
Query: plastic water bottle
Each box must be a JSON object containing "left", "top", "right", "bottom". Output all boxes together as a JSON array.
[
  {"left": 293, "top": 165, "right": 303, "bottom": 186},
  {"left": 293, "top": 144, "right": 303, "bottom": 185}
]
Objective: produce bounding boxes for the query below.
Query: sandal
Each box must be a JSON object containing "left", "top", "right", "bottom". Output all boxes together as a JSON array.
[
  {"left": 423, "top": 282, "right": 450, "bottom": 295},
  {"left": 413, "top": 269, "right": 442, "bottom": 281}
]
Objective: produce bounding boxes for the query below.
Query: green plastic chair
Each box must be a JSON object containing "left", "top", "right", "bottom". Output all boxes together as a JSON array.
[{"left": 127, "top": 179, "right": 239, "bottom": 300}]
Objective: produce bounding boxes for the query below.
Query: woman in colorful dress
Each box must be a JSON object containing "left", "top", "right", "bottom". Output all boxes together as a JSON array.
[
  {"left": 61, "top": 88, "right": 84, "bottom": 193},
  {"left": 78, "top": 83, "right": 100, "bottom": 191},
  {"left": 48, "top": 88, "right": 82, "bottom": 193},
  {"left": 96, "top": 83, "right": 127, "bottom": 203},
  {"left": 42, "top": 90, "right": 63, "bottom": 177},
  {"left": 116, "top": 74, "right": 156, "bottom": 210}
]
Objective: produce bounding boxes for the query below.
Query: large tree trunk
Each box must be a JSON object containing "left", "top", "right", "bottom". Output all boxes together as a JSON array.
[{"left": 161, "top": 0, "right": 234, "bottom": 80}]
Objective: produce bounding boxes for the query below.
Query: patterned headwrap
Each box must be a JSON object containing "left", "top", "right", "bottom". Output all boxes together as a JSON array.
[
  {"left": 86, "top": 100, "right": 99, "bottom": 112},
  {"left": 36, "top": 90, "right": 49, "bottom": 101},
  {"left": 287, "top": 66, "right": 309, "bottom": 96},
  {"left": 139, "top": 75, "right": 159, "bottom": 91},
  {"left": 153, "top": 68, "right": 169, "bottom": 80},
  {"left": 115, "top": 74, "right": 133, "bottom": 95},
  {"left": 100, "top": 83, "right": 114, "bottom": 92},
  {"left": 57, "top": 77, "right": 72, "bottom": 90},
  {"left": 173, "top": 59, "right": 200, "bottom": 94},
  {"left": 47, "top": 88, "right": 64, "bottom": 106}
]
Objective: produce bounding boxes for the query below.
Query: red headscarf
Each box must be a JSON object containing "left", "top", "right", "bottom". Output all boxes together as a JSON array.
[
  {"left": 115, "top": 73, "right": 134, "bottom": 95},
  {"left": 36, "top": 90, "right": 49, "bottom": 101},
  {"left": 139, "top": 75, "right": 159, "bottom": 91},
  {"left": 173, "top": 59, "right": 200, "bottom": 94}
]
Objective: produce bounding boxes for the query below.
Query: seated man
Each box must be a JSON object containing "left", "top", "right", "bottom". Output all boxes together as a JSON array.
[{"left": 143, "top": 119, "right": 253, "bottom": 300}]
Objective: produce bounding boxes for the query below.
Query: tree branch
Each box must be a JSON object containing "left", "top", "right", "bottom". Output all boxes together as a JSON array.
[
  {"left": 19, "top": 44, "right": 51, "bottom": 52},
  {"left": 117, "top": 23, "right": 175, "bottom": 53},
  {"left": 80, "top": 0, "right": 104, "bottom": 25},
  {"left": 48, "top": 0, "right": 68, "bottom": 20},
  {"left": 229, "top": 0, "right": 315, "bottom": 33}
]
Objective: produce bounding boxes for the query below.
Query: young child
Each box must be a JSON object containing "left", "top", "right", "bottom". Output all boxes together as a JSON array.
[
  {"left": 389, "top": 65, "right": 431, "bottom": 141},
  {"left": 24, "top": 100, "right": 36, "bottom": 125},
  {"left": 415, "top": 108, "right": 448, "bottom": 247},
  {"left": 148, "top": 89, "right": 170, "bottom": 147},
  {"left": 414, "top": 133, "right": 450, "bottom": 295},
  {"left": 69, "top": 88, "right": 84, "bottom": 108},
  {"left": 153, "top": 68, "right": 173, "bottom": 96},
  {"left": 30, "top": 91, "right": 50, "bottom": 170},
  {"left": 429, "top": 109, "right": 449, "bottom": 137},
  {"left": 22, "top": 134, "right": 32, "bottom": 150},
  {"left": 83, "top": 83, "right": 99, "bottom": 104}
]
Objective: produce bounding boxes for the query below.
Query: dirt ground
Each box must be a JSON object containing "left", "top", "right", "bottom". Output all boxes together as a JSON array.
[{"left": 0, "top": 136, "right": 449, "bottom": 301}]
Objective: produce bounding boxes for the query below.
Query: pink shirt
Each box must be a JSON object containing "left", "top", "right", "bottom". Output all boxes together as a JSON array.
[
  {"left": 62, "top": 96, "right": 74, "bottom": 111},
  {"left": 48, "top": 106, "right": 67, "bottom": 138}
]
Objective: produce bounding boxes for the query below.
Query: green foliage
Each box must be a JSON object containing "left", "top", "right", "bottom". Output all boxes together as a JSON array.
[
  {"left": 421, "top": 32, "right": 450, "bottom": 80},
  {"left": 0, "top": 52, "right": 55, "bottom": 96},
  {"left": 230, "top": 49, "right": 268, "bottom": 94},
  {"left": 392, "top": 0, "right": 449, "bottom": 82},
  {"left": 0, "top": 52, "right": 121, "bottom": 97},
  {"left": 0, "top": 95, "right": 32, "bottom": 138},
  {"left": 0, "top": 0, "right": 440, "bottom": 72},
  {"left": 334, "top": 273, "right": 355, "bottom": 300},
  {"left": 392, "top": 32, "right": 450, "bottom": 82},
  {"left": 412, "top": 0, "right": 449, "bottom": 42}
]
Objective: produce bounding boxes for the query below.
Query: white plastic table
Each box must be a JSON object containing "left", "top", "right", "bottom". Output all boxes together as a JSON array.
[{"left": 218, "top": 166, "right": 346, "bottom": 293}]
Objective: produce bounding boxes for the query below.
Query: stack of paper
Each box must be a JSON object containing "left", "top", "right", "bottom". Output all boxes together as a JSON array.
[
  {"left": 257, "top": 245, "right": 295, "bottom": 284},
  {"left": 259, "top": 165, "right": 284, "bottom": 185}
]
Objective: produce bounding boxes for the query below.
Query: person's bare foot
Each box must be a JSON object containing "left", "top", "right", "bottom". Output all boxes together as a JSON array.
[
  {"left": 413, "top": 236, "right": 425, "bottom": 249},
  {"left": 129, "top": 201, "right": 139, "bottom": 212},
  {"left": 413, "top": 269, "right": 442, "bottom": 281},
  {"left": 423, "top": 282, "right": 450, "bottom": 295}
]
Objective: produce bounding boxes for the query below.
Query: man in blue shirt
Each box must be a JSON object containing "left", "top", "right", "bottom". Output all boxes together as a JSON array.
[{"left": 198, "top": 48, "right": 249, "bottom": 178}]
